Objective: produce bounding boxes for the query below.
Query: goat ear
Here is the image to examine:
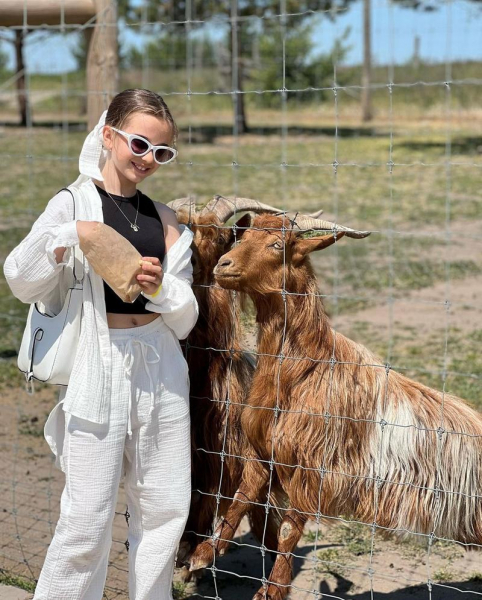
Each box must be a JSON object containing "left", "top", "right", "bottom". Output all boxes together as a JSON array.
[
  {"left": 226, "top": 212, "right": 252, "bottom": 245},
  {"left": 292, "top": 232, "right": 346, "bottom": 262}
]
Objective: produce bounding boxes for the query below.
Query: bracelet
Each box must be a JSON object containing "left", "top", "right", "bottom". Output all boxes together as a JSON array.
[{"left": 150, "top": 283, "right": 163, "bottom": 298}]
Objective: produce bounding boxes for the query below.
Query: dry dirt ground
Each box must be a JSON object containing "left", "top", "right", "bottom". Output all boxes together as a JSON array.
[{"left": 1, "top": 225, "right": 481, "bottom": 599}]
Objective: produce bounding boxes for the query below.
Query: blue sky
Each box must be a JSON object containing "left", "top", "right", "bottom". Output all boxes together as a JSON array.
[{"left": 1, "top": 0, "right": 481, "bottom": 74}]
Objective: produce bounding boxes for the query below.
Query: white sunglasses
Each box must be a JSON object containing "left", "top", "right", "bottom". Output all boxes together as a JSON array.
[{"left": 110, "top": 127, "right": 178, "bottom": 165}]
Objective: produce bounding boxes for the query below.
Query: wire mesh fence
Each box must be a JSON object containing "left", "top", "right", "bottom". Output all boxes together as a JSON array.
[{"left": 0, "top": 0, "right": 481, "bottom": 598}]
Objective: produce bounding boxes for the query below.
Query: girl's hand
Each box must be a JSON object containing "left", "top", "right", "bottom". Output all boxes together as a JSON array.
[{"left": 138, "top": 256, "right": 164, "bottom": 295}]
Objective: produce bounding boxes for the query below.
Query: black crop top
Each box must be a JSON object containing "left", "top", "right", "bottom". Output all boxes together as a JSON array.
[{"left": 96, "top": 185, "right": 166, "bottom": 314}]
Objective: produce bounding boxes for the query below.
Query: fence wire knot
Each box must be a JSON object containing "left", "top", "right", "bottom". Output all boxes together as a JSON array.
[{"left": 436, "top": 426, "right": 445, "bottom": 440}]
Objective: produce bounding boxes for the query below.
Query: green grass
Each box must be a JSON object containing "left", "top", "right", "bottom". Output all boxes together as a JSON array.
[
  {"left": 172, "top": 581, "right": 189, "bottom": 599},
  {"left": 330, "top": 521, "right": 374, "bottom": 557},
  {"left": 0, "top": 100, "right": 479, "bottom": 400},
  {"left": 18, "top": 413, "right": 44, "bottom": 437},
  {"left": 346, "top": 322, "right": 482, "bottom": 411},
  {"left": 433, "top": 567, "right": 457, "bottom": 582},
  {"left": 0, "top": 570, "right": 36, "bottom": 592}
]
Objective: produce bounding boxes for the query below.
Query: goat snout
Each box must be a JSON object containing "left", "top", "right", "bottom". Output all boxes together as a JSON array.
[{"left": 214, "top": 257, "right": 236, "bottom": 275}]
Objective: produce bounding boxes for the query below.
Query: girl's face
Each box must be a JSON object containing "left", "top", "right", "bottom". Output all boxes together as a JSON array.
[{"left": 102, "top": 112, "right": 174, "bottom": 185}]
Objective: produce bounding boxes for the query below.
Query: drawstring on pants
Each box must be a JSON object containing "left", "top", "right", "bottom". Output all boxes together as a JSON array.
[{"left": 122, "top": 338, "right": 161, "bottom": 439}]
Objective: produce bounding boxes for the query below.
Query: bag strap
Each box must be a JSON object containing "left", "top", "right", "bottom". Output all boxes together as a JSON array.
[{"left": 58, "top": 187, "right": 85, "bottom": 284}]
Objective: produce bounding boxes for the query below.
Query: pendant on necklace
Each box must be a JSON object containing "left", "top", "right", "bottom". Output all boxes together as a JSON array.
[{"left": 131, "top": 224, "right": 139, "bottom": 232}]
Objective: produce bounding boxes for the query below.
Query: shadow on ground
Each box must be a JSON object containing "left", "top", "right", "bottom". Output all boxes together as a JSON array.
[
  {"left": 0, "top": 121, "right": 382, "bottom": 142},
  {"left": 399, "top": 136, "right": 482, "bottom": 155},
  {"left": 190, "top": 531, "right": 482, "bottom": 599}
]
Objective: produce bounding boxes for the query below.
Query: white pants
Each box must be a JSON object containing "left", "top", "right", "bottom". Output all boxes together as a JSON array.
[{"left": 35, "top": 315, "right": 191, "bottom": 600}]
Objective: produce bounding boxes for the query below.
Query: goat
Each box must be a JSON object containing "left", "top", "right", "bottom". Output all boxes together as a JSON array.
[
  {"left": 189, "top": 212, "right": 482, "bottom": 600},
  {"left": 168, "top": 196, "right": 305, "bottom": 574}
]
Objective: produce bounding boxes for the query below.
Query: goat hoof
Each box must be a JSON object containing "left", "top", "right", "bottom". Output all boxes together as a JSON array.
[
  {"left": 189, "top": 542, "right": 215, "bottom": 571},
  {"left": 179, "top": 566, "right": 192, "bottom": 583}
]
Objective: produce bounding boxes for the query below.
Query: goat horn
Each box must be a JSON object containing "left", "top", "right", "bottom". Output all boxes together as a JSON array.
[
  {"left": 167, "top": 197, "right": 198, "bottom": 214},
  {"left": 291, "top": 215, "right": 371, "bottom": 239},
  {"left": 200, "top": 195, "right": 293, "bottom": 224}
]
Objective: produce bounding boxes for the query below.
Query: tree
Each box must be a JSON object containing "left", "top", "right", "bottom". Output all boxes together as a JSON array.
[
  {"left": 361, "top": 0, "right": 372, "bottom": 121},
  {"left": 0, "top": 30, "right": 32, "bottom": 126},
  {"left": 249, "top": 20, "right": 350, "bottom": 108},
  {"left": 126, "top": 30, "right": 216, "bottom": 71},
  {"left": 125, "top": 1, "right": 355, "bottom": 134}
]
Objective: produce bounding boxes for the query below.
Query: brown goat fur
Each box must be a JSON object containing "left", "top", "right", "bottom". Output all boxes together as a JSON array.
[
  {"left": 189, "top": 213, "right": 482, "bottom": 599},
  {"left": 175, "top": 211, "right": 285, "bottom": 569}
]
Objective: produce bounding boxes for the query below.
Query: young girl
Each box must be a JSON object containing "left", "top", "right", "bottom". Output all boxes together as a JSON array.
[{"left": 3, "top": 89, "right": 198, "bottom": 599}]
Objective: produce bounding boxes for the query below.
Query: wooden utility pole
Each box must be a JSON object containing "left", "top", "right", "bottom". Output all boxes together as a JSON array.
[
  {"left": 14, "top": 30, "right": 29, "bottom": 126},
  {"left": 231, "top": 5, "right": 248, "bottom": 135},
  {"left": 361, "top": 0, "right": 372, "bottom": 122},
  {"left": 86, "top": 0, "right": 118, "bottom": 129}
]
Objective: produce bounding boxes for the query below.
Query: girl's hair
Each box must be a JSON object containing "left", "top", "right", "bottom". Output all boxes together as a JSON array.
[{"left": 105, "top": 88, "right": 178, "bottom": 144}]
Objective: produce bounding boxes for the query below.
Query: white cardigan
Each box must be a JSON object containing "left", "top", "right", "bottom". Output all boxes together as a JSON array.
[{"left": 3, "top": 176, "right": 198, "bottom": 425}]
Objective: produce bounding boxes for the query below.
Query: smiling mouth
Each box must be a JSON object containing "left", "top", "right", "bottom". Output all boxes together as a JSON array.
[{"left": 132, "top": 162, "right": 150, "bottom": 174}]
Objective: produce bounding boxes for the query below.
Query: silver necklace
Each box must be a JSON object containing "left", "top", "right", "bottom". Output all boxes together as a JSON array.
[{"left": 105, "top": 188, "right": 140, "bottom": 232}]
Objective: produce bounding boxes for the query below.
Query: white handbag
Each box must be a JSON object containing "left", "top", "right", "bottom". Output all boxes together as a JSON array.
[{"left": 17, "top": 190, "right": 84, "bottom": 393}]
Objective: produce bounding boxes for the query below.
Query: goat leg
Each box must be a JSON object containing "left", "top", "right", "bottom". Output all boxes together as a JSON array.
[
  {"left": 253, "top": 509, "right": 307, "bottom": 600},
  {"left": 189, "top": 483, "right": 254, "bottom": 570},
  {"left": 189, "top": 461, "right": 269, "bottom": 571}
]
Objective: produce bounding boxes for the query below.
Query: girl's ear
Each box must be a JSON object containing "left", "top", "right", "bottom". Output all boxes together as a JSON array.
[
  {"left": 102, "top": 125, "right": 114, "bottom": 151},
  {"left": 292, "top": 231, "right": 346, "bottom": 263}
]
